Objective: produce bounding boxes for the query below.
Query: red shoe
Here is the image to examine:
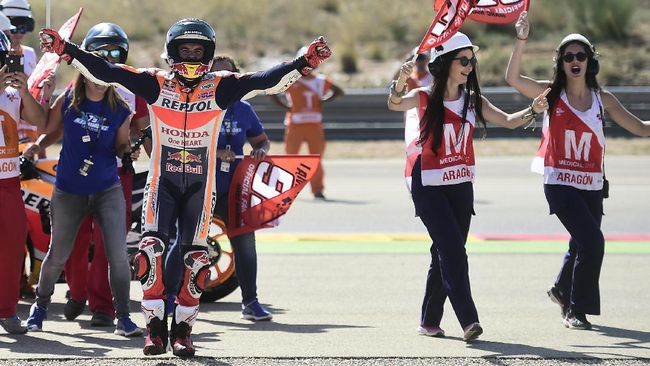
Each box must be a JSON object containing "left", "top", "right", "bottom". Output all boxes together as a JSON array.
[
  {"left": 171, "top": 321, "right": 195, "bottom": 357},
  {"left": 143, "top": 317, "right": 167, "bottom": 355}
]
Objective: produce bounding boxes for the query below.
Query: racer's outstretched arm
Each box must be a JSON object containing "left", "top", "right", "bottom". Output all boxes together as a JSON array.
[
  {"left": 40, "top": 29, "right": 160, "bottom": 104},
  {"left": 68, "top": 47, "right": 160, "bottom": 105},
  {"left": 214, "top": 36, "right": 332, "bottom": 109}
]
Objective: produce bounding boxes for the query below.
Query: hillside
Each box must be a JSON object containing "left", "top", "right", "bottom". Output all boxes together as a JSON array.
[{"left": 22, "top": 0, "right": 650, "bottom": 89}]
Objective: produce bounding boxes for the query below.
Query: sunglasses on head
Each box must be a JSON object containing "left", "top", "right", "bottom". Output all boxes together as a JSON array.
[
  {"left": 9, "top": 26, "right": 30, "bottom": 34},
  {"left": 562, "top": 52, "right": 588, "bottom": 63},
  {"left": 453, "top": 56, "right": 477, "bottom": 67},
  {"left": 96, "top": 49, "right": 122, "bottom": 59}
]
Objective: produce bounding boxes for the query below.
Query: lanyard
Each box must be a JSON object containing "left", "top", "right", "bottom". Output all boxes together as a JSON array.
[
  {"left": 81, "top": 100, "right": 107, "bottom": 159},
  {"left": 222, "top": 107, "right": 235, "bottom": 149}
]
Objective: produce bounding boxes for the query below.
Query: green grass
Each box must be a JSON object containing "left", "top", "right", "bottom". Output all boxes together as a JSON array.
[
  {"left": 225, "top": 240, "right": 650, "bottom": 254},
  {"left": 25, "top": 0, "right": 650, "bottom": 88}
]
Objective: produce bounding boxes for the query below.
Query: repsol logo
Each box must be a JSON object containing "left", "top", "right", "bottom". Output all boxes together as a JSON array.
[
  {"left": 161, "top": 127, "right": 209, "bottom": 138},
  {"left": 160, "top": 98, "right": 214, "bottom": 112}
]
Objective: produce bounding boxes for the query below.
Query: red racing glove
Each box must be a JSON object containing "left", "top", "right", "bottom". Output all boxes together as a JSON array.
[
  {"left": 299, "top": 36, "right": 332, "bottom": 76},
  {"left": 39, "top": 29, "right": 72, "bottom": 62}
]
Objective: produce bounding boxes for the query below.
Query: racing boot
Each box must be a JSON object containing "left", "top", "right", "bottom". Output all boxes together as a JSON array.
[
  {"left": 170, "top": 304, "right": 197, "bottom": 357},
  {"left": 141, "top": 299, "right": 168, "bottom": 355}
]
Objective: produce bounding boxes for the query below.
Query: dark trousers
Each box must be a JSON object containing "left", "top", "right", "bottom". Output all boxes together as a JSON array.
[
  {"left": 545, "top": 184, "right": 605, "bottom": 315},
  {"left": 411, "top": 157, "right": 479, "bottom": 328}
]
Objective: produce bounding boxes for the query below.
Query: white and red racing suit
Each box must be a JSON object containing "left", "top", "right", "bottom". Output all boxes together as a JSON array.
[{"left": 65, "top": 44, "right": 306, "bottom": 323}]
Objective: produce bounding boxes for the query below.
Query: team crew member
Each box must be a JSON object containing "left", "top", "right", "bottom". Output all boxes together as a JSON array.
[
  {"left": 269, "top": 48, "right": 343, "bottom": 200},
  {"left": 389, "top": 32, "right": 549, "bottom": 342},
  {"left": 166, "top": 55, "right": 273, "bottom": 322},
  {"left": 23, "top": 58, "right": 143, "bottom": 337},
  {"left": 507, "top": 12, "right": 650, "bottom": 330},
  {"left": 40, "top": 19, "right": 331, "bottom": 357},
  {"left": 25, "top": 23, "right": 150, "bottom": 327},
  {"left": 0, "top": 30, "right": 46, "bottom": 335}
]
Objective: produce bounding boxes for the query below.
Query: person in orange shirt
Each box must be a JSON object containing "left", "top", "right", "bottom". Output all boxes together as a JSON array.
[{"left": 269, "top": 48, "right": 343, "bottom": 200}]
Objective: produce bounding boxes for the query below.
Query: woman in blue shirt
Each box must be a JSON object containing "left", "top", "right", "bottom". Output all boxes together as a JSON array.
[{"left": 24, "top": 66, "right": 142, "bottom": 336}]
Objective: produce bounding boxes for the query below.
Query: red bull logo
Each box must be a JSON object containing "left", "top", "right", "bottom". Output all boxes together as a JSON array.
[
  {"left": 167, "top": 150, "right": 202, "bottom": 164},
  {"left": 172, "top": 62, "right": 209, "bottom": 80}
]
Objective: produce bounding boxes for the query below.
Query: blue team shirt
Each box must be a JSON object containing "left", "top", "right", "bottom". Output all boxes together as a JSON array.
[
  {"left": 216, "top": 100, "right": 264, "bottom": 193},
  {"left": 56, "top": 93, "right": 131, "bottom": 194}
]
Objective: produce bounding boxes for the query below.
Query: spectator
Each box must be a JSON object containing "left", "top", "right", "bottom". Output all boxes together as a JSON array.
[{"left": 0, "top": 30, "right": 46, "bottom": 335}]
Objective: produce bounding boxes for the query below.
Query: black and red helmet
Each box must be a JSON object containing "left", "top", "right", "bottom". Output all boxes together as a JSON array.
[{"left": 165, "top": 18, "right": 215, "bottom": 80}]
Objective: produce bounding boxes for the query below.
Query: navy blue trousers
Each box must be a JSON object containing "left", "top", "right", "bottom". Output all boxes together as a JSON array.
[
  {"left": 411, "top": 157, "right": 479, "bottom": 328},
  {"left": 545, "top": 184, "right": 605, "bottom": 315}
]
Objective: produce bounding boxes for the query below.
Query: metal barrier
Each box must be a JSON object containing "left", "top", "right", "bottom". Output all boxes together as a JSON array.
[{"left": 248, "top": 86, "right": 650, "bottom": 140}]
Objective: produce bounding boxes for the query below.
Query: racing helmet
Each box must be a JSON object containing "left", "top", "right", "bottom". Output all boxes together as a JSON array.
[
  {"left": 0, "top": 31, "right": 10, "bottom": 66},
  {"left": 0, "top": 0, "right": 34, "bottom": 33},
  {"left": 81, "top": 22, "right": 129, "bottom": 63},
  {"left": 165, "top": 18, "right": 215, "bottom": 81}
]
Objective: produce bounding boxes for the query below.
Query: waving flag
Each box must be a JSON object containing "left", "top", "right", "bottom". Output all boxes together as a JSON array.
[
  {"left": 417, "top": 0, "right": 476, "bottom": 54},
  {"left": 469, "top": 0, "right": 529, "bottom": 24},
  {"left": 27, "top": 7, "right": 83, "bottom": 100},
  {"left": 227, "top": 155, "right": 320, "bottom": 237}
]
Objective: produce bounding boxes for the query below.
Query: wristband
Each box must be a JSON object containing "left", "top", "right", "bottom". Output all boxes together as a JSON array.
[{"left": 390, "top": 80, "right": 407, "bottom": 98}]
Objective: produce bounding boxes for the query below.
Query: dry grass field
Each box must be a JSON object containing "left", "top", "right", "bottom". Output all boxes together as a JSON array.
[{"left": 21, "top": 0, "right": 650, "bottom": 89}]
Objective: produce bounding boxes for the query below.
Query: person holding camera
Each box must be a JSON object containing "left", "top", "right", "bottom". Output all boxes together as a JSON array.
[
  {"left": 507, "top": 11, "right": 650, "bottom": 330},
  {"left": 0, "top": 30, "right": 46, "bottom": 335},
  {"left": 23, "top": 62, "right": 142, "bottom": 338}
]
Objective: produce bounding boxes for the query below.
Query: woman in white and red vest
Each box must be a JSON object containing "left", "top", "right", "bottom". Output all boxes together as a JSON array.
[
  {"left": 507, "top": 11, "right": 650, "bottom": 330},
  {"left": 389, "top": 32, "right": 549, "bottom": 342}
]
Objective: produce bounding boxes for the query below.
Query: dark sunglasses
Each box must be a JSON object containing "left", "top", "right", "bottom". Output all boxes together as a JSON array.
[
  {"left": 96, "top": 49, "right": 122, "bottom": 59},
  {"left": 453, "top": 56, "right": 477, "bottom": 67},
  {"left": 10, "top": 26, "right": 30, "bottom": 34},
  {"left": 562, "top": 52, "right": 587, "bottom": 63}
]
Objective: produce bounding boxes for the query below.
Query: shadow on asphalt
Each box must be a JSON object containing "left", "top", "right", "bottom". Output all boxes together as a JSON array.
[
  {"left": 467, "top": 339, "right": 591, "bottom": 359},
  {"left": 569, "top": 325, "right": 650, "bottom": 357},
  {"left": 200, "top": 301, "right": 369, "bottom": 335}
]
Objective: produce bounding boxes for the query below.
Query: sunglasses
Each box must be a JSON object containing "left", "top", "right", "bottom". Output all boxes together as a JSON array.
[
  {"left": 96, "top": 49, "right": 122, "bottom": 59},
  {"left": 453, "top": 56, "right": 477, "bottom": 67},
  {"left": 10, "top": 26, "right": 30, "bottom": 34},
  {"left": 562, "top": 52, "right": 588, "bottom": 63}
]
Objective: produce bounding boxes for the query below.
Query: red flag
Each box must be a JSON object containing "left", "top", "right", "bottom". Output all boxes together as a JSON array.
[
  {"left": 27, "top": 7, "right": 83, "bottom": 100},
  {"left": 468, "top": 0, "right": 529, "bottom": 24},
  {"left": 227, "top": 154, "right": 320, "bottom": 237},
  {"left": 417, "top": 0, "right": 476, "bottom": 54}
]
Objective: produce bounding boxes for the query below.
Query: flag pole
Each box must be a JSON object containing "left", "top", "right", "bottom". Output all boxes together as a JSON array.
[{"left": 45, "top": 0, "right": 51, "bottom": 29}]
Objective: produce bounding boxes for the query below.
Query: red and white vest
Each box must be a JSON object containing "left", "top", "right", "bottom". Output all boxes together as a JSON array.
[
  {"left": 533, "top": 89, "right": 605, "bottom": 190},
  {"left": 0, "top": 88, "right": 22, "bottom": 180},
  {"left": 419, "top": 90, "right": 476, "bottom": 186}
]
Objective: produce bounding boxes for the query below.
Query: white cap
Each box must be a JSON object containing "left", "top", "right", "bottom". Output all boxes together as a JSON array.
[
  {"left": 0, "top": 11, "right": 14, "bottom": 31},
  {"left": 0, "top": 0, "right": 32, "bottom": 18},
  {"left": 430, "top": 32, "right": 479, "bottom": 62},
  {"left": 557, "top": 33, "right": 595, "bottom": 52}
]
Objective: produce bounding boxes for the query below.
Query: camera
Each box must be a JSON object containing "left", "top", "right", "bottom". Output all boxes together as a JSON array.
[{"left": 6, "top": 55, "right": 24, "bottom": 73}]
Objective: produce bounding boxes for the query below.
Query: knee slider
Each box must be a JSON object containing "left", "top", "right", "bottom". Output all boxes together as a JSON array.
[
  {"left": 177, "top": 246, "right": 211, "bottom": 306},
  {"left": 134, "top": 235, "right": 166, "bottom": 298}
]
